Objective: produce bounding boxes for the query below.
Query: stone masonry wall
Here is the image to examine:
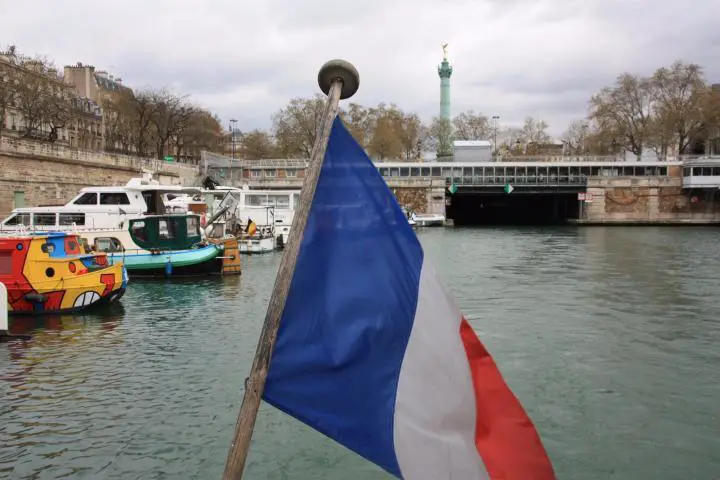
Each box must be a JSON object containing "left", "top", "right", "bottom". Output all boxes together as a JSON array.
[
  {"left": 584, "top": 176, "right": 720, "bottom": 223},
  {"left": 392, "top": 187, "right": 428, "bottom": 214}
]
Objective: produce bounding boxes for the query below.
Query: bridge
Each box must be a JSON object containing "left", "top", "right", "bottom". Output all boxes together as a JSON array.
[
  {"left": 200, "top": 152, "right": 697, "bottom": 187},
  {"left": 199, "top": 152, "right": 720, "bottom": 225}
]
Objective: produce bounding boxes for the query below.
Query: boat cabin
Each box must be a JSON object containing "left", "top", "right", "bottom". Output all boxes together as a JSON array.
[{"left": 127, "top": 215, "right": 203, "bottom": 251}]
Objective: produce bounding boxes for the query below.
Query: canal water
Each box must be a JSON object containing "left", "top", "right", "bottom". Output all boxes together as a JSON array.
[{"left": 1, "top": 227, "right": 719, "bottom": 479}]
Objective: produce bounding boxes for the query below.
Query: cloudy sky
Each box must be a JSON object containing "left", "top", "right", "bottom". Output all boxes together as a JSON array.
[{"left": 2, "top": 0, "right": 718, "bottom": 137}]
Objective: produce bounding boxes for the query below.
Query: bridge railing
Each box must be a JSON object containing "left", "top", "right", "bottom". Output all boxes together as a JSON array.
[
  {"left": 1, "top": 136, "right": 199, "bottom": 175},
  {"left": 444, "top": 174, "right": 589, "bottom": 187}
]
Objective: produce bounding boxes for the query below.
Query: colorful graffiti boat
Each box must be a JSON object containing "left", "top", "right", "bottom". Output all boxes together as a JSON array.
[{"left": 0, "top": 232, "right": 128, "bottom": 315}]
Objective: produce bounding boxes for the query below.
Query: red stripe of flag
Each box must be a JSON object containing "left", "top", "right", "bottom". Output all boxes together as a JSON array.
[{"left": 460, "top": 317, "right": 556, "bottom": 479}]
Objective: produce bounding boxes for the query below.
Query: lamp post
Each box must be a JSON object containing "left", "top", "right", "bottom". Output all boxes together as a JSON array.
[
  {"left": 230, "top": 119, "right": 238, "bottom": 159},
  {"left": 230, "top": 119, "right": 237, "bottom": 186},
  {"left": 492, "top": 115, "right": 499, "bottom": 155}
]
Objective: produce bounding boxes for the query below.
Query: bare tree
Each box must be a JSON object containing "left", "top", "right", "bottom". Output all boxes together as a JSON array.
[
  {"left": 130, "top": 90, "right": 156, "bottom": 157},
  {"left": 429, "top": 117, "right": 453, "bottom": 158},
  {"left": 0, "top": 64, "right": 15, "bottom": 138},
  {"left": 590, "top": 73, "right": 655, "bottom": 159},
  {"left": 452, "top": 110, "right": 491, "bottom": 140},
  {"left": 272, "top": 94, "right": 326, "bottom": 158},
  {"left": 13, "top": 60, "right": 51, "bottom": 138},
  {"left": 367, "top": 110, "right": 403, "bottom": 160},
  {"left": 393, "top": 111, "right": 423, "bottom": 160},
  {"left": 45, "top": 88, "right": 74, "bottom": 143},
  {"left": 101, "top": 89, "right": 137, "bottom": 153},
  {"left": 340, "top": 102, "right": 373, "bottom": 148},
  {"left": 561, "top": 120, "right": 589, "bottom": 155},
  {"left": 239, "top": 129, "right": 276, "bottom": 159},
  {"left": 651, "top": 61, "right": 706, "bottom": 154},
  {"left": 181, "top": 110, "right": 223, "bottom": 158}
]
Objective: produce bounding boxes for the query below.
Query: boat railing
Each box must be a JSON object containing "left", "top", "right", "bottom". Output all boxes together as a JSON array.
[{"left": 99, "top": 243, "right": 217, "bottom": 257}]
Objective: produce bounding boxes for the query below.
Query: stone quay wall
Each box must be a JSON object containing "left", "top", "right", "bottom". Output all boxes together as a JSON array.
[
  {"left": 583, "top": 176, "right": 720, "bottom": 224},
  {"left": 0, "top": 137, "right": 200, "bottom": 218}
]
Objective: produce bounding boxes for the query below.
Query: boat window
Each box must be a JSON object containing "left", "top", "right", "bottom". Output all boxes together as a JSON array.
[
  {"left": 33, "top": 213, "right": 56, "bottom": 226},
  {"left": 3, "top": 213, "right": 31, "bottom": 226},
  {"left": 268, "top": 195, "right": 290, "bottom": 208},
  {"left": 0, "top": 251, "right": 11, "bottom": 274},
  {"left": 74, "top": 192, "right": 97, "bottom": 205},
  {"left": 79, "top": 238, "right": 92, "bottom": 253},
  {"left": 65, "top": 238, "right": 81, "bottom": 254},
  {"left": 100, "top": 192, "right": 130, "bottom": 205},
  {"left": 247, "top": 194, "right": 266, "bottom": 207},
  {"left": 158, "top": 219, "right": 175, "bottom": 240},
  {"left": 59, "top": 213, "right": 85, "bottom": 226},
  {"left": 186, "top": 216, "right": 200, "bottom": 236},
  {"left": 131, "top": 221, "right": 148, "bottom": 242},
  {"left": 95, "top": 237, "right": 124, "bottom": 253},
  {"left": 41, "top": 242, "right": 55, "bottom": 254}
]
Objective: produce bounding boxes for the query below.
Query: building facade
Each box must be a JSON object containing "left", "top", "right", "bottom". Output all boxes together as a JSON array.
[
  {"left": 64, "top": 63, "right": 130, "bottom": 152},
  {"left": 0, "top": 51, "right": 103, "bottom": 149}
]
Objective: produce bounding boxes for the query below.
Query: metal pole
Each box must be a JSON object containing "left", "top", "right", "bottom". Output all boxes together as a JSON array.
[
  {"left": 230, "top": 119, "right": 237, "bottom": 186},
  {"left": 492, "top": 115, "right": 499, "bottom": 155},
  {"left": 221, "top": 59, "right": 359, "bottom": 480},
  {"left": 0, "top": 282, "right": 7, "bottom": 337}
]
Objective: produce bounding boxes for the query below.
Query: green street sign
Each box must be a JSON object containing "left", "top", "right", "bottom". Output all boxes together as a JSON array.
[
  {"left": 504, "top": 183, "right": 514, "bottom": 194},
  {"left": 448, "top": 183, "right": 458, "bottom": 194},
  {"left": 164, "top": 156, "right": 174, "bottom": 162}
]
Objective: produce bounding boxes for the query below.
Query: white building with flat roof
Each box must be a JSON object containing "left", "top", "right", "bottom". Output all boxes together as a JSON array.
[{"left": 453, "top": 140, "right": 493, "bottom": 162}]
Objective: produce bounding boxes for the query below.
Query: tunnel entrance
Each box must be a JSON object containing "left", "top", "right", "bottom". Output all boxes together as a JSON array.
[{"left": 446, "top": 188, "right": 583, "bottom": 225}]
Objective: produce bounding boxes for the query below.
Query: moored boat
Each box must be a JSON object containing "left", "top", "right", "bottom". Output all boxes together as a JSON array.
[
  {"left": 0, "top": 232, "right": 127, "bottom": 315},
  {"left": 98, "top": 214, "right": 239, "bottom": 278},
  {"left": 0, "top": 177, "right": 241, "bottom": 278},
  {"left": 410, "top": 212, "right": 446, "bottom": 227}
]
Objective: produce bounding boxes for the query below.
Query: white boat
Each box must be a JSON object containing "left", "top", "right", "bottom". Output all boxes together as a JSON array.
[
  {"left": 165, "top": 185, "right": 300, "bottom": 248},
  {"left": 237, "top": 207, "right": 279, "bottom": 254},
  {"left": 238, "top": 232, "right": 276, "bottom": 254},
  {"left": 410, "top": 212, "right": 446, "bottom": 227}
]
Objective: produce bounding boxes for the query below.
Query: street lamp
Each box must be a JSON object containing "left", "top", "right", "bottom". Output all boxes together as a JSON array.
[
  {"left": 229, "top": 119, "right": 237, "bottom": 186},
  {"left": 229, "top": 119, "right": 238, "bottom": 159},
  {"left": 492, "top": 115, "right": 500, "bottom": 155}
]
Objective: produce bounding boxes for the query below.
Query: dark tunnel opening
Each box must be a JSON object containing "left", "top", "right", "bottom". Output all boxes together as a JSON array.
[{"left": 446, "top": 190, "right": 583, "bottom": 225}]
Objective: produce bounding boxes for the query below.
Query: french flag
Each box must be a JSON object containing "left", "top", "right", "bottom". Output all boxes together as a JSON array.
[{"left": 263, "top": 116, "right": 556, "bottom": 479}]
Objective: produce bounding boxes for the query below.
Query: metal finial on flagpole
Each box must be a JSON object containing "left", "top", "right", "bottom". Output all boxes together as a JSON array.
[{"left": 222, "top": 59, "right": 359, "bottom": 480}]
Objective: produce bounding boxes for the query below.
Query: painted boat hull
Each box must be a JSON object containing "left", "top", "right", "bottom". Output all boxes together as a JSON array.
[
  {"left": 107, "top": 244, "right": 225, "bottom": 277},
  {"left": 9, "top": 287, "right": 126, "bottom": 316},
  {"left": 2, "top": 233, "right": 128, "bottom": 316}
]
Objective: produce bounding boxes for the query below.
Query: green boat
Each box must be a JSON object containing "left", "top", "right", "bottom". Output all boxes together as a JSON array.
[{"left": 83, "top": 214, "right": 237, "bottom": 278}]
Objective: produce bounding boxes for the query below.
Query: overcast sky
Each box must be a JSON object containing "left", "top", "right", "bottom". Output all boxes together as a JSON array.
[{"left": 2, "top": 0, "right": 718, "bottom": 137}]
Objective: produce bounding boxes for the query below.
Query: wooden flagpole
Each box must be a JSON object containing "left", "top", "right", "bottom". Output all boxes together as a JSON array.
[{"left": 222, "top": 59, "right": 360, "bottom": 480}]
